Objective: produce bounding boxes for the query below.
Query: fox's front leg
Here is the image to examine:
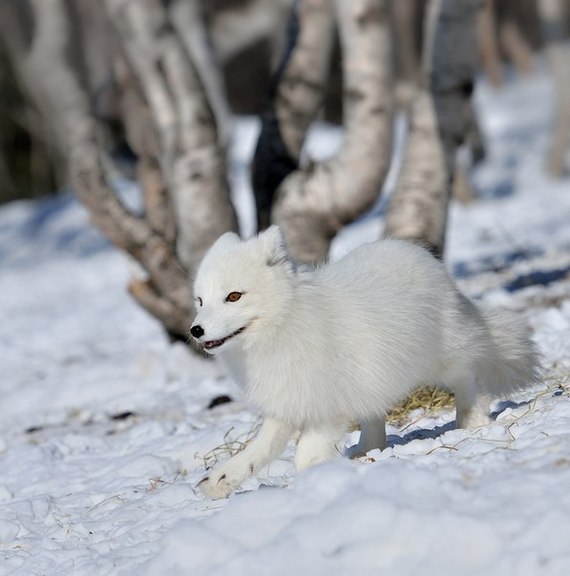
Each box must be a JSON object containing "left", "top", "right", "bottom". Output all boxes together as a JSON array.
[
  {"left": 295, "top": 423, "right": 347, "bottom": 471},
  {"left": 198, "top": 418, "right": 293, "bottom": 499}
]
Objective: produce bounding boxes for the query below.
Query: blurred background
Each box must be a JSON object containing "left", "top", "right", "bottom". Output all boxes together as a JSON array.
[
  {"left": 0, "top": 0, "right": 569, "bottom": 343},
  {"left": 0, "top": 0, "right": 568, "bottom": 201}
]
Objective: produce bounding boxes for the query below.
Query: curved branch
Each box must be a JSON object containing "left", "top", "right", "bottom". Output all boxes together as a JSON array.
[
  {"left": 2, "top": 0, "right": 193, "bottom": 338},
  {"left": 252, "top": 0, "right": 336, "bottom": 231},
  {"left": 105, "top": 0, "right": 237, "bottom": 270},
  {"left": 272, "top": 0, "right": 394, "bottom": 263}
]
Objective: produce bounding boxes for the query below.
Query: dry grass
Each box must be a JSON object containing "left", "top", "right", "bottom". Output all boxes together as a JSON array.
[
  {"left": 200, "top": 421, "right": 262, "bottom": 470},
  {"left": 387, "top": 386, "right": 455, "bottom": 425},
  {"left": 345, "top": 386, "right": 455, "bottom": 432}
]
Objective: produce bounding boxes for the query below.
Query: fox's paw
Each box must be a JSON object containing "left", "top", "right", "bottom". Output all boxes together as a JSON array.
[
  {"left": 197, "top": 471, "right": 235, "bottom": 500},
  {"left": 197, "top": 457, "right": 254, "bottom": 500},
  {"left": 344, "top": 443, "right": 367, "bottom": 460}
]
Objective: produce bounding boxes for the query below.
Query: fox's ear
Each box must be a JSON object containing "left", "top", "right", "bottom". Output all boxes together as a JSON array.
[
  {"left": 213, "top": 231, "right": 241, "bottom": 250},
  {"left": 260, "top": 225, "right": 290, "bottom": 267}
]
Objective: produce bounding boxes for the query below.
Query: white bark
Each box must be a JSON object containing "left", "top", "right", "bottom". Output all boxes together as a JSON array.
[
  {"left": 115, "top": 57, "right": 176, "bottom": 244},
  {"left": 273, "top": 0, "right": 394, "bottom": 263},
  {"left": 385, "top": 0, "right": 482, "bottom": 258},
  {"left": 275, "top": 0, "right": 336, "bottom": 160},
  {"left": 252, "top": 0, "right": 336, "bottom": 230},
  {"left": 538, "top": 0, "right": 570, "bottom": 177},
  {"left": 392, "top": 0, "right": 423, "bottom": 110},
  {"left": 168, "top": 0, "right": 231, "bottom": 148},
  {"left": 11, "top": 0, "right": 193, "bottom": 338},
  {"left": 206, "top": 0, "right": 293, "bottom": 67},
  {"left": 384, "top": 89, "right": 448, "bottom": 255},
  {"left": 498, "top": 13, "right": 534, "bottom": 76},
  {"left": 105, "top": 0, "right": 237, "bottom": 271},
  {"left": 1, "top": 0, "right": 239, "bottom": 342},
  {"left": 477, "top": 0, "right": 504, "bottom": 87},
  {"left": 431, "top": 0, "right": 483, "bottom": 174}
]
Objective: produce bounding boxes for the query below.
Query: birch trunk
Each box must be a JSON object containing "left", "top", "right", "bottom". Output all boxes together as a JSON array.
[
  {"left": 499, "top": 15, "right": 532, "bottom": 76},
  {"left": 18, "top": 0, "right": 192, "bottom": 334},
  {"left": 1, "top": 0, "right": 238, "bottom": 343},
  {"left": 392, "top": 0, "right": 423, "bottom": 111},
  {"left": 168, "top": 0, "right": 231, "bottom": 148},
  {"left": 116, "top": 58, "right": 177, "bottom": 244},
  {"left": 204, "top": 0, "right": 293, "bottom": 67},
  {"left": 477, "top": 0, "right": 503, "bottom": 87},
  {"left": 538, "top": 0, "right": 570, "bottom": 177},
  {"left": 105, "top": 0, "right": 237, "bottom": 272},
  {"left": 252, "top": 0, "right": 336, "bottom": 231},
  {"left": 272, "top": 0, "right": 394, "bottom": 263},
  {"left": 385, "top": 0, "right": 482, "bottom": 258}
]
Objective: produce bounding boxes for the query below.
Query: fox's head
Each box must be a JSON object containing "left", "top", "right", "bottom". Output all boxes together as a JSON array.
[{"left": 190, "top": 226, "right": 296, "bottom": 354}]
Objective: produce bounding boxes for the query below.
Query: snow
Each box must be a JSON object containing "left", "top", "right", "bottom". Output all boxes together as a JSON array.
[{"left": 2, "top": 64, "right": 570, "bottom": 575}]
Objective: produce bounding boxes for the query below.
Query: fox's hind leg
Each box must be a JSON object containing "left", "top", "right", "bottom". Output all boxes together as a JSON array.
[
  {"left": 453, "top": 373, "right": 492, "bottom": 429},
  {"left": 345, "top": 416, "right": 386, "bottom": 459}
]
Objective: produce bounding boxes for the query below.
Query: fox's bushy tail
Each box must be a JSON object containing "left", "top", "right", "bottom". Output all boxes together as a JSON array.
[{"left": 478, "top": 305, "right": 542, "bottom": 396}]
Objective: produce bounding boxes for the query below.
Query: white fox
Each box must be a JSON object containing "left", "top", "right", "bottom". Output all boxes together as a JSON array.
[{"left": 191, "top": 226, "right": 540, "bottom": 499}]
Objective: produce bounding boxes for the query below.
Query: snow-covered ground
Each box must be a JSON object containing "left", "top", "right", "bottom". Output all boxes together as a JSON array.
[{"left": 2, "top": 65, "right": 570, "bottom": 575}]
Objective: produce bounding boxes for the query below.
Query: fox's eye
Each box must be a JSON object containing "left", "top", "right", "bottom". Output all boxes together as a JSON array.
[
  {"left": 225, "top": 292, "right": 243, "bottom": 303},
  {"left": 196, "top": 297, "right": 203, "bottom": 307}
]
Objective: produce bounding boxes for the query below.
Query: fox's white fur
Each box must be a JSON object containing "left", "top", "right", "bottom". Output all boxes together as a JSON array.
[{"left": 191, "top": 226, "right": 540, "bottom": 499}]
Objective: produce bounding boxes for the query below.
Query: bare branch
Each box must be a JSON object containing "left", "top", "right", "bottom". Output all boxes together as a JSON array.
[{"left": 128, "top": 278, "right": 190, "bottom": 339}]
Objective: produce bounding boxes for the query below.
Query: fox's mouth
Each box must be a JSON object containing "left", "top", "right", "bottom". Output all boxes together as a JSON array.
[{"left": 204, "top": 325, "right": 247, "bottom": 350}]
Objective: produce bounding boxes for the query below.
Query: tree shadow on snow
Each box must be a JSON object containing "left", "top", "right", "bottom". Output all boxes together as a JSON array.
[
  {"left": 387, "top": 421, "right": 455, "bottom": 447},
  {"left": 385, "top": 398, "right": 532, "bottom": 448},
  {"left": 490, "top": 398, "right": 532, "bottom": 419}
]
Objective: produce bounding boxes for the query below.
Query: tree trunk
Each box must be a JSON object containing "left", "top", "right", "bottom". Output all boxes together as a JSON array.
[
  {"left": 252, "top": 0, "right": 336, "bottom": 231},
  {"left": 392, "top": 0, "right": 424, "bottom": 111},
  {"left": 169, "top": 0, "right": 231, "bottom": 148},
  {"left": 271, "top": 0, "right": 394, "bottom": 263},
  {"left": 477, "top": 0, "right": 504, "bottom": 87},
  {"left": 203, "top": 0, "right": 293, "bottom": 68},
  {"left": 1, "top": 0, "right": 238, "bottom": 344},
  {"left": 384, "top": 89, "right": 448, "bottom": 256},
  {"left": 0, "top": 53, "right": 54, "bottom": 203},
  {"left": 385, "top": 0, "right": 482, "bottom": 258},
  {"left": 538, "top": 0, "right": 570, "bottom": 177},
  {"left": 0, "top": 2, "right": 65, "bottom": 198},
  {"left": 105, "top": 0, "right": 238, "bottom": 272},
  {"left": 497, "top": 0, "right": 535, "bottom": 76}
]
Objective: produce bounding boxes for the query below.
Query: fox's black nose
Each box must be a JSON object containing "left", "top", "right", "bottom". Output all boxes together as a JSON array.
[{"left": 191, "top": 325, "right": 204, "bottom": 339}]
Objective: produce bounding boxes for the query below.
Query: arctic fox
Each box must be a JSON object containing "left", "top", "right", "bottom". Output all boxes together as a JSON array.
[{"left": 191, "top": 226, "right": 540, "bottom": 499}]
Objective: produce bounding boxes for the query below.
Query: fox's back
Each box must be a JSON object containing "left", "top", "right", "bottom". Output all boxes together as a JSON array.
[
  {"left": 265, "top": 240, "right": 460, "bottom": 415},
  {"left": 311, "top": 239, "right": 456, "bottom": 318}
]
